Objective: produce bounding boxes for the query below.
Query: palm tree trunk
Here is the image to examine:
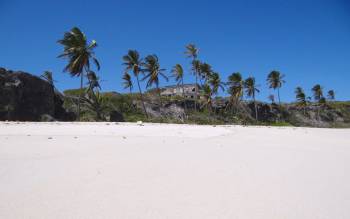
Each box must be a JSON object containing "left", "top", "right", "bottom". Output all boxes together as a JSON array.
[
  {"left": 157, "top": 84, "right": 162, "bottom": 108},
  {"left": 277, "top": 88, "right": 281, "bottom": 106},
  {"left": 182, "top": 78, "right": 187, "bottom": 113},
  {"left": 253, "top": 94, "right": 258, "bottom": 120},
  {"left": 78, "top": 72, "right": 83, "bottom": 121},
  {"left": 136, "top": 74, "right": 148, "bottom": 118},
  {"left": 195, "top": 74, "right": 198, "bottom": 111}
]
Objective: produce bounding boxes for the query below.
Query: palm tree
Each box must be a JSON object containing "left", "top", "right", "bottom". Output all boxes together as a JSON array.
[
  {"left": 312, "top": 84, "right": 323, "bottom": 101},
  {"left": 86, "top": 71, "right": 101, "bottom": 92},
  {"left": 327, "top": 90, "right": 335, "bottom": 101},
  {"left": 295, "top": 86, "right": 307, "bottom": 115},
  {"left": 185, "top": 44, "right": 199, "bottom": 110},
  {"left": 57, "top": 27, "right": 100, "bottom": 121},
  {"left": 171, "top": 64, "right": 185, "bottom": 98},
  {"left": 81, "top": 91, "right": 108, "bottom": 121},
  {"left": 122, "top": 72, "right": 133, "bottom": 94},
  {"left": 227, "top": 72, "right": 244, "bottom": 111},
  {"left": 202, "top": 83, "right": 213, "bottom": 111},
  {"left": 312, "top": 84, "right": 324, "bottom": 120},
  {"left": 200, "top": 62, "right": 213, "bottom": 84},
  {"left": 122, "top": 50, "right": 148, "bottom": 117},
  {"left": 142, "top": 54, "right": 168, "bottom": 107},
  {"left": 268, "top": 94, "right": 275, "bottom": 104},
  {"left": 208, "top": 72, "right": 225, "bottom": 96},
  {"left": 267, "top": 70, "right": 285, "bottom": 106},
  {"left": 41, "top": 71, "right": 55, "bottom": 87},
  {"left": 244, "top": 77, "right": 260, "bottom": 120}
]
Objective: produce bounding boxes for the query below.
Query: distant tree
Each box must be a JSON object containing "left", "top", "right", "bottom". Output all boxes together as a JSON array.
[
  {"left": 312, "top": 84, "right": 323, "bottom": 101},
  {"left": 86, "top": 71, "right": 101, "bottom": 92},
  {"left": 200, "top": 62, "right": 213, "bottom": 83},
  {"left": 41, "top": 71, "right": 55, "bottom": 88},
  {"left": 312, "top": 84, "right": 324, "bottom": 120},
  {"left": 171, "top": 64, "right": 185, "bottom": 98},
  {"left": 81, "top": 91, "right": 109, "bottom": 121},
  {"left": 267, "top": 70, "right": 285, "bottom": 106},
  {"left": 57, "top": 27, "right": 100, "bottom": 121},
  {"left": 122, "top": 72, "right": 133, "bottom": 94},
  {"left": 142, "top": 54, "right": 168, "bottom": 107},
  {"left": 208, "top": 72, "right": 225, "bottom": 97},
  {"left": 244, "top": 77, "right": 260, "bottom": 120},
  {"left": 227, "top": 72, "right": 244, "bottom": 111},
  {"left": 202, "top": 83, "right": 212, "bottom": 111},
  {"left": 295, "top": 86, "right": 307, "bottom": 115},
  {"left": 327, "top": 90, "right": 335, "bottom": 101},
  {"left": 268, "top": 94, "right": 275, "bottom": 104},
  {"left": 185, "top": 44, "right": 199, "bottom": 111},
  {"left": 122, "top": 50, "right": 148, "bottom": 117}
]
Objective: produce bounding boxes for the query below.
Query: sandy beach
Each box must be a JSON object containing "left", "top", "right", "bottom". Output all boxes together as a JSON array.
[{"left": 0, "top": 122, "right": 349, "bottom": 218}]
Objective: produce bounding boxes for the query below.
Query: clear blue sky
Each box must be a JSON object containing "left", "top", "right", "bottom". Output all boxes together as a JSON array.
[{"left": 1, "top": 0, "right": 349, "bottom": 101}]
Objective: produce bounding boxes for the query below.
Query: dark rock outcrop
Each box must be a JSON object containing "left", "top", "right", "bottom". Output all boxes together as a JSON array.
[{"left": 0, "top": 68, "right": 75, "bottom": 121}]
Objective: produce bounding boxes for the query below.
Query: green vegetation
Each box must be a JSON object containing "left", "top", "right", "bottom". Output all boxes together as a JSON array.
[{"left": 49, "top": 27, "right": 349, "bottom": 127}]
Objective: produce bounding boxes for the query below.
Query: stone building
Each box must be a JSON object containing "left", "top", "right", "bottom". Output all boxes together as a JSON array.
[{"left": 160, "top": 84, "right": 202, "bottom": 99}]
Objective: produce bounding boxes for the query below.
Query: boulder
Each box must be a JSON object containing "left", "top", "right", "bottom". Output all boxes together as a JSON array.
[{"left": 0, "top": 68, "right": 75, "bottom": 121}]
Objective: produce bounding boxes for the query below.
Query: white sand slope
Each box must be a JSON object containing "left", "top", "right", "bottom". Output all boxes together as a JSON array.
[{"left": 0, "top": 122, "right": 349, "bottom": 219}]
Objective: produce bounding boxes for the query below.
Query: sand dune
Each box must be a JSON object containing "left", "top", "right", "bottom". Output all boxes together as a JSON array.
[{"left": 0, "top": 122, "right": 349, "bottom": 218}]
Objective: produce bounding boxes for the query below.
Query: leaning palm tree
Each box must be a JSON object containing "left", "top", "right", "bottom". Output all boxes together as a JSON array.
[
  {"left": 295, "top": 86, "right": 307, "bottom": 115},
  {"left": 200, "top": 62, "right": 213, "bottom": 84},
  {"left": 142, "top": 54, "right": 168, "bottom": 107},
  {"left": 185, "top": 44, "right": 199, "bottom": 111},
  {"left": 327, "top": 90, "right": 335, "bottom": 101},
  {"left": 202, "top": 83, "right": 213, "bottom": 111},
  {"left": 57, "top": 27, "right": 100, "bottom": 121},
  {"left": 267, "top": 70, "right": 285, "bottom": 106},
  {"left": 122, "top": 72, "right": 133, "bottom": 94},
  {"left": 244, "top": 77, "right": 260, "bottom": 120},
  {"left": 122, "top": 50, "right": 148, "bottom": 117},
  {"left": 226, "top": 72, "right": 244, "bottom": 111},
  {"left": 81, "top": 91, "right": 109, "bottom": 121}
]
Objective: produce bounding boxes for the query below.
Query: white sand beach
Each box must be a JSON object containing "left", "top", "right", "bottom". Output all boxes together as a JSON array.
[{"left": 0, "top": 122, "right": 349, "bottom": 219}]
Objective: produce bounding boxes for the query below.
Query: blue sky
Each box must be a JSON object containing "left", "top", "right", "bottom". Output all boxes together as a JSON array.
[{"left": 1, "top": 0, "right": 349, "bottom": 101}]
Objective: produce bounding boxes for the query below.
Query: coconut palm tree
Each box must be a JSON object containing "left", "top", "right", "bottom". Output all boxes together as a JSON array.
[
  {"left": 122, "top": 72, "right": 133, "bottom": 94},
  {"left": 81, "top": 91, "right": 108, "bottom": 121},
  {"left": 142, "top": 54, "right": 168, "bottom": 107},
  {"left": 41, "top": 71, "right": 55, "bottom": 87},
  {"left": 200, "top": 62, "right": 213, "bottom": 84},
  {"left": 295, "top": 86, "right": 307, "bottom": 115},
  {"left": 171, "top": 64, "right": 185, "bottom": 98},
  {"left": 312, "top": 84, "right": 323, "bottom": 101},
  {"left": 312, "top": 84, "right": 324, "bottom": 120},
  {"left": 202, "top": 83, "right": 213, "bottom": 111},
  {"left": 86, "top": 71, "right": 101, "bottom": 92},
  {"left": 327, "top": 90, "right": 335, "bottom": 101},
  {"left": 57, "top": 27, "right": 100, "bottom": 121},
  {"left": 185, "top": 44, "right": 199, "bottom": 110},
  {"left": 226, "top": 72, "right": 244, "bottom": 111},
  {"left": 122, "top": 50, "right": 148, "bottom": 117},
  {"left": 267, "top": 70, "right": 285, "bottom": 106},
  {"left": 208, "top": 72, "right": 225, "bottom": 96},
  {"left": 244, "top": 77, "right": 260, "bottom": 120}
]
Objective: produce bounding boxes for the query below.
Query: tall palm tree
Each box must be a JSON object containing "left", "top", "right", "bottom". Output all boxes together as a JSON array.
[
  {"left": 142, "top": 54, "right": 168, "bottom": 107},
  {"left": 295, "top": 86, "right": 307, "bottom": 115},
  {"left": 327, "top": 90, "right": 335, "bottom": 101},
  {"left": 200, "top": 62, "right": 213, "bottom": 84},
  {"left": 122, "top": 72, "right": 133, "bottom": 94},
  {"left": 122, "top": 50, "right": 148, "bottom": 117},
  {"left": 267, "top": 70, "right": 285, "bottom": 106},
  {"left": 312, "top": 84, "right": 324, "bottom": 120},
  {"left": 202, "top": 83, "right": 213, "bottom": 111},
  {"left": 227, "top": 72, "right": 244, "bottom": 101},
  {"left": 244, "top": 77, "right": 260, "bottom": 120},
  {"left": 58, "top": 27, "right": 100, "bottom": 121},
  {"left": 185, "top": 44, "right": 199, "bottom": 110}
]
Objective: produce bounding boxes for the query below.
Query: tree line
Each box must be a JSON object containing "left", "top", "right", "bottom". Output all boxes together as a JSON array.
[{"left": 49, "top": 27, "right": 336, "bottom": 121}]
